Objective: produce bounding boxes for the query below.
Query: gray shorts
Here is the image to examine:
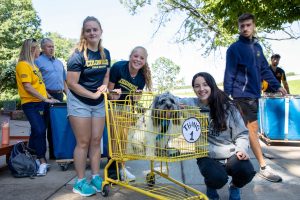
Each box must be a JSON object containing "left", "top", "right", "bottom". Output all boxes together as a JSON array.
[{"left": 67, "top": 91, "right": 105, "bottom": 118}]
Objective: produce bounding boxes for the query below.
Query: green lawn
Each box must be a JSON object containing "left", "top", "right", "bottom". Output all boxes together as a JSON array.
[
  {"left": 173, "top": 79, "right": 300, "bottom": 96},
  {"left": 288, "top": 79, "right": 300, "bottom": 95}
]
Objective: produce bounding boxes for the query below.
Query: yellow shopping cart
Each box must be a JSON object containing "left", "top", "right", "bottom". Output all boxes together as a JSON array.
[{"left": 102, "top": 92, "right": 209, "bottom": 199}]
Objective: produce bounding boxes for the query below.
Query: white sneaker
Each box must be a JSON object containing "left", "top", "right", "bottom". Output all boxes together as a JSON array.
[
  {"left": 120, "top": 168, "right": 136, "bottom": 181},
  {"left": 37, "top": 163, "right": 48, "bottom": 176},
  {"left": 36, "top": 160, "right": 50, "bottom": 170}
]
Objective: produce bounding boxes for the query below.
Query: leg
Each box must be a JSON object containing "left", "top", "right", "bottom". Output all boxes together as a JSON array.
[
  {"left": 197, "top": 157, "right": 228, "bottom": 189},
  {"left": 69, "top": 116, "right": 92, "bottom": 179},
  {"left": 235, "top": 98, "right": 282, "bottom": 182},
  {"left": 247, "top": 120, "right": 266, "bottom": 167},
  {"left": 22, "top": 102, "right": 47, "bottom": 160},
  {"left": 89, "top": 117, "right": 105, "bottom": 175},
  {"left": 226, "top": 155, "right": 256, "bottom": 188}
]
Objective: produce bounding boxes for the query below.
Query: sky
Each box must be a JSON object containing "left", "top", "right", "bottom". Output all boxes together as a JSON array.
[{"left": 32, "top": 0, "right": 300, "bottom": 84}]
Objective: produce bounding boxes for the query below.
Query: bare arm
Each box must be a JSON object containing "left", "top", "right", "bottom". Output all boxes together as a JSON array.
[
  {"left": 23, "top": 82, "right": 59, "bottom": 103},
  {"left": 282, "top": 81, "right": 290, "bottom": 94},
  {"left": 108, "top": 81, "right": 121, "bottom": 100},
  {"left": 67, "top": 71, "right": 101, "bottom": 100}
]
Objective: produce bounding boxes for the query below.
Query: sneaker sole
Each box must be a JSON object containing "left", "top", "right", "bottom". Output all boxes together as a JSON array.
[
  {"left": 72, "top": 188, "right": 96, "bottom": 197},
  {"left": 258, "top": 173, "right": 282, "bottom": 182},
  {"left": 36, "top": 173, "right": 46, "bottom": 176}
]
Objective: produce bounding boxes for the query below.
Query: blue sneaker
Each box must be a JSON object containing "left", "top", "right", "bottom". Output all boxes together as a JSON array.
[
  {"left": 229, "top": 184, "right": 241, "bottom": 200},
  {"left": 73, "top": 178, "right": 96, "bottom": 197},
  {"left": 91, "top": 175, "right": 103, "bottom": 192},
  {"left": 206, "top": 186, "right": 219, "bottom": 200}
]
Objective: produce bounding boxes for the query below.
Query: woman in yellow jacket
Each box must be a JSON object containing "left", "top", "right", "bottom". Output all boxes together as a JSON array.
[{"left": 15, "top": 39, "right": 59, "bottom": 176}]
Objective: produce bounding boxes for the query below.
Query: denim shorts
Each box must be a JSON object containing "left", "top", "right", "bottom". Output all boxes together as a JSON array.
[{"left": 67, "top": 91, "right": 105, "bottom": 118}]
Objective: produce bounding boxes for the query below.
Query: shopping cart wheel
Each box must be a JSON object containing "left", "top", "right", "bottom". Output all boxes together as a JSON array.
[
  {"left": 101, "top": 184, "right": 109, "bottom": 197},
  {"left": 59, "top": 163, "right": 69, "bottom": 171},
  {"left": 146, "top": 173, "right": 155, "bottom": 186}
]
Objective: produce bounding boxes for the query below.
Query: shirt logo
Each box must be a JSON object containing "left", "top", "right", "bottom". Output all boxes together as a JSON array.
[
  {"left": 118, "top": 79, "right": 138, "bottom": 91},
  {"left": 257, "top": 51, "right": 261, "bottom": 57},
  {"left": 21, "top": 74, "right": 28, "bottom": 78},
  {"left": 86, "top": 59, "right": 108, "bottom": 68},
  {"left": 33, "top": 69, "right": 44, "bottom": 84}
]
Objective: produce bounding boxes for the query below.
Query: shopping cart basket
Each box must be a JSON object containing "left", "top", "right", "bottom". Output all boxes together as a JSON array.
[{"left": 101, "top": 92, "right": 209, "bottom": 199}]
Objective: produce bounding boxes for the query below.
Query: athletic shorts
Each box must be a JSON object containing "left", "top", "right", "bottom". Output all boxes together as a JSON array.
[
  {"left": 234, "top": 98, "right": 258, "bottom": 124},
  {"left": 67, "top": 91, "right": 105, "bottom": 118}
]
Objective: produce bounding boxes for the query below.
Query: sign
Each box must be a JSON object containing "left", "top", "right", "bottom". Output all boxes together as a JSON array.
[{"left": 182, "top": 117, "right": 201, "bottom": 143}]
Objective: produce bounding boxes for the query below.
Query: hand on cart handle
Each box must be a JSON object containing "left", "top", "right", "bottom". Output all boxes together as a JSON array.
[
  {"left": 277, "top": 87, "right": 287, "bottom": 96},
  {"left": 97, "top": 84, "right": 108, "bottom": 93},
  {"left": 108, "top": 89, "right": 121, "bottom": 100}
]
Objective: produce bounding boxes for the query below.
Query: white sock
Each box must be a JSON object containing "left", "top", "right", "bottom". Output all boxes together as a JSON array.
[
  {"left": 77, "top": 178, "right": 85, "bottom": 182},
  {"left": 92, "top": 174, "right": 99, "bottom": 179}
]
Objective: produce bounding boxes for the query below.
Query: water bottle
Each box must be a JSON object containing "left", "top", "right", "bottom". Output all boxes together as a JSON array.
[{"left": 1, "top": 120, "right": 10, "bottom": 145}]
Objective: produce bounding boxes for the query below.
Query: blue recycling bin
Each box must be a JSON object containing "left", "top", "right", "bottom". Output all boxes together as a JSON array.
[
  {"left": 259, "top": 97, "right": 300, "bottom": 140},
  {"left": 49, "top": 103, "right": 108, "bottom": 159}
]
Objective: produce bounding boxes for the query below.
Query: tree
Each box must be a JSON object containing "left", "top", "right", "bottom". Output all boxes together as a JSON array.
[
  {"left": 120, "top": 0, "right": 300, "bottom": 54},
  {"left": 44, "top": 32, "right": 77, "bottom": 62},
  {"left": 152, "top": 57, "right": 184, "bottom": 92},
  {"left": 0, "top": 0, "right": 42, "bottom": 91}
]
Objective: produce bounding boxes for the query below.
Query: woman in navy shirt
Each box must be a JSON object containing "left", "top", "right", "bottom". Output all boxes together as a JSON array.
[
  {"left": 107, "top": 46, "right": 152, "bottom": 181},
  {"left": 67, "top": 16, "right": 110, "bottom": 197}
]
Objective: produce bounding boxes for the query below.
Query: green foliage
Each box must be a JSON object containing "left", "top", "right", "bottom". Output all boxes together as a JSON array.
[
  {"left": 120, "top": 0, "right": 300, "bottom": 55},
  {"left": 0, "top": 88, "right": 20, "bottom": 110},
  {"left": 286, "top": 72, "right": 296, "bottom": 77},
  {"left": 151, "top": 57, "right": 184, "bottom": 92},
  {"left": 0, "top": 60, "right": 17, "bottom": 91},
  {"left": 44, "top": 32, "right": 77, "bottom": 62},
  {"left": 0, "top": 0, "right": 42, "bottom": 91}
]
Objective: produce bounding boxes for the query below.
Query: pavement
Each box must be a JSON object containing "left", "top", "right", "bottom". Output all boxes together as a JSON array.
[{"left": 1, "top": 114, "right": 300, "bottom": 200}]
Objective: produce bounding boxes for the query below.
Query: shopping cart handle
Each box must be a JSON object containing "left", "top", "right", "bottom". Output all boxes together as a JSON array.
[{"left": 107, "top": 90, "right": 119, "bottom": 94}]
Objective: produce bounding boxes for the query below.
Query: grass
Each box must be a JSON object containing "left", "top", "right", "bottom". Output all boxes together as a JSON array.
[
  {"left": 173, "top": 79, "right": 300, "bottom": 97},
  {"left": 288, "top": 79, "right": 300, "bottom": 95}
]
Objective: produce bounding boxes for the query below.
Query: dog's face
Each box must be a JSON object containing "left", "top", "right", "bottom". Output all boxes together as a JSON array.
[
  {"left": 151, "top": 92, "right": 181, "bottom": 126},
  {"left": 152, "top": 92, "right": 180, "bottom": 111}
]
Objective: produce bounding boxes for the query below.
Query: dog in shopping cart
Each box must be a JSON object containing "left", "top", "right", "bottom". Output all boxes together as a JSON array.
[{"left": 127, "top": 92, "right": 183, "bottom": 157}]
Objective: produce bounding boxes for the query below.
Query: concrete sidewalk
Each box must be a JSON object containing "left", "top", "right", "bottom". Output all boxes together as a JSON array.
[{"left": 1, "top": 117, "right": 300, "bottom": 200}]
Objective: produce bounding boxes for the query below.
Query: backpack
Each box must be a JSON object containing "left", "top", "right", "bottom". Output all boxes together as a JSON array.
[{"left": 8, "top": 142, "right": 38, "bottom": 178}]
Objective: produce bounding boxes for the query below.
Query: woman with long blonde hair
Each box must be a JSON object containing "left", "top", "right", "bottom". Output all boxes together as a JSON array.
[
  {"left": 67, "top": 16, "right": 111, "bottom": 197},
  {"left": 107, "top": 46, "right": 152, "bottom": 181},
  {"left": 16, "top": 39, "right": 58, "bottom": 176}
]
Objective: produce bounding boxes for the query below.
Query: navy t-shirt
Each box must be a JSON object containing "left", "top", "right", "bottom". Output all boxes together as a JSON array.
[
  {"left": 265, "top": 66, "right": 286, "bottom": 93},
  {"left": 109, "top": 60, "right": 145, "bottom": 100},
  {"left": 67, "top": 48, "right": 111, "bottom": 105}
]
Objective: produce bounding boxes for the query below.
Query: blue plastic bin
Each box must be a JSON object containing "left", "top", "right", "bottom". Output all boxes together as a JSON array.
[
  {"left": 49, "top": 103, "right": 108, "bottom": 159},
  {"left": 259, "top": 97, "right": 300, "bottom": 140}
]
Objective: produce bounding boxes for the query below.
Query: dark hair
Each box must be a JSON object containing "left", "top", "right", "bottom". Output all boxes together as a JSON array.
[
  {"left": 238, "top": 13, "right": 255, "bottom": 23},
  {"left": 192, "top": 72, "right": 236, "bottom": 132},
  {"left": 271, "top": 54, "right": 281, "bottom": 59}
]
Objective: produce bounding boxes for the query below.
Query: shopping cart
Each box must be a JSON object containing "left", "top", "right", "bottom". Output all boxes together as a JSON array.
[{"left": 101, "top": 92, "right": 209, "bottom": 199}]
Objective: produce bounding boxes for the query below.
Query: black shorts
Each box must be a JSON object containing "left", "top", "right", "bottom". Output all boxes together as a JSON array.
[{"left": 234, "top": 98, "right": 258, "bottom": 124}]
